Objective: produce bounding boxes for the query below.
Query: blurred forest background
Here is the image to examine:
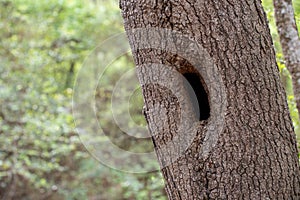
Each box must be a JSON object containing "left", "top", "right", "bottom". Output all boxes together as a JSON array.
[{"left": 0, "top": 0, "right": 299, "bottom": 199}]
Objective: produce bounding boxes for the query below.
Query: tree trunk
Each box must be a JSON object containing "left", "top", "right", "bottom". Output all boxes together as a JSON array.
[
  {"left": 120, "top": 0, "right": 300, "bottom": 199},
  {"left": 273, "top": 0, "right": 300, "bottom": 114}
]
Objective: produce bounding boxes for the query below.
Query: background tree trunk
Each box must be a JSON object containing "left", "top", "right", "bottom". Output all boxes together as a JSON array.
[
  {"left": 120, "top": 0, "right": 300, "bottom": 199},
  {"left": 273, "top": 0, "right": 300, "bottom": 114}
]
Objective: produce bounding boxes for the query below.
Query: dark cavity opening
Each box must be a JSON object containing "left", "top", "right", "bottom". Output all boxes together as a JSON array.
[{"left": 183, "top": 73, "right": 210, "bottom": 121}]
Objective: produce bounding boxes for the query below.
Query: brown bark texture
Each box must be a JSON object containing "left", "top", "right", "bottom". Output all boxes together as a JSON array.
[
  {"left": 120, "top": 0, "right": 300, "bottom": 199},
  {"left": 273, "top": 0, "right": 300, "bottom": 114}
]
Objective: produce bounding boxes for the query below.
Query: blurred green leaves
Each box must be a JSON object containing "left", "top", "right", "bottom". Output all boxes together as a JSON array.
[{"left": 0, "top": 0, "right": 165, "bottom": 199}]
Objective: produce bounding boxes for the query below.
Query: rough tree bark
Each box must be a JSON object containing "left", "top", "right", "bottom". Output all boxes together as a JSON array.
[
  {"left": 120, "top": 0, "right": 300, "bottom": 199},
  {"left": 273, "top": 0, "right": 300, "bottom": 114}
]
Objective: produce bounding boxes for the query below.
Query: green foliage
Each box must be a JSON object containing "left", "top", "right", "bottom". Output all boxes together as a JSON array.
[{"left": 0, "top": 0, "right": 165, "bottom": 199}]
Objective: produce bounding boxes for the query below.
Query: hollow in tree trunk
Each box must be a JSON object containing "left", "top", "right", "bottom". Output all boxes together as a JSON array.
[{"left": 120, "top": 0, "right": 300, "bottom": 199}]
